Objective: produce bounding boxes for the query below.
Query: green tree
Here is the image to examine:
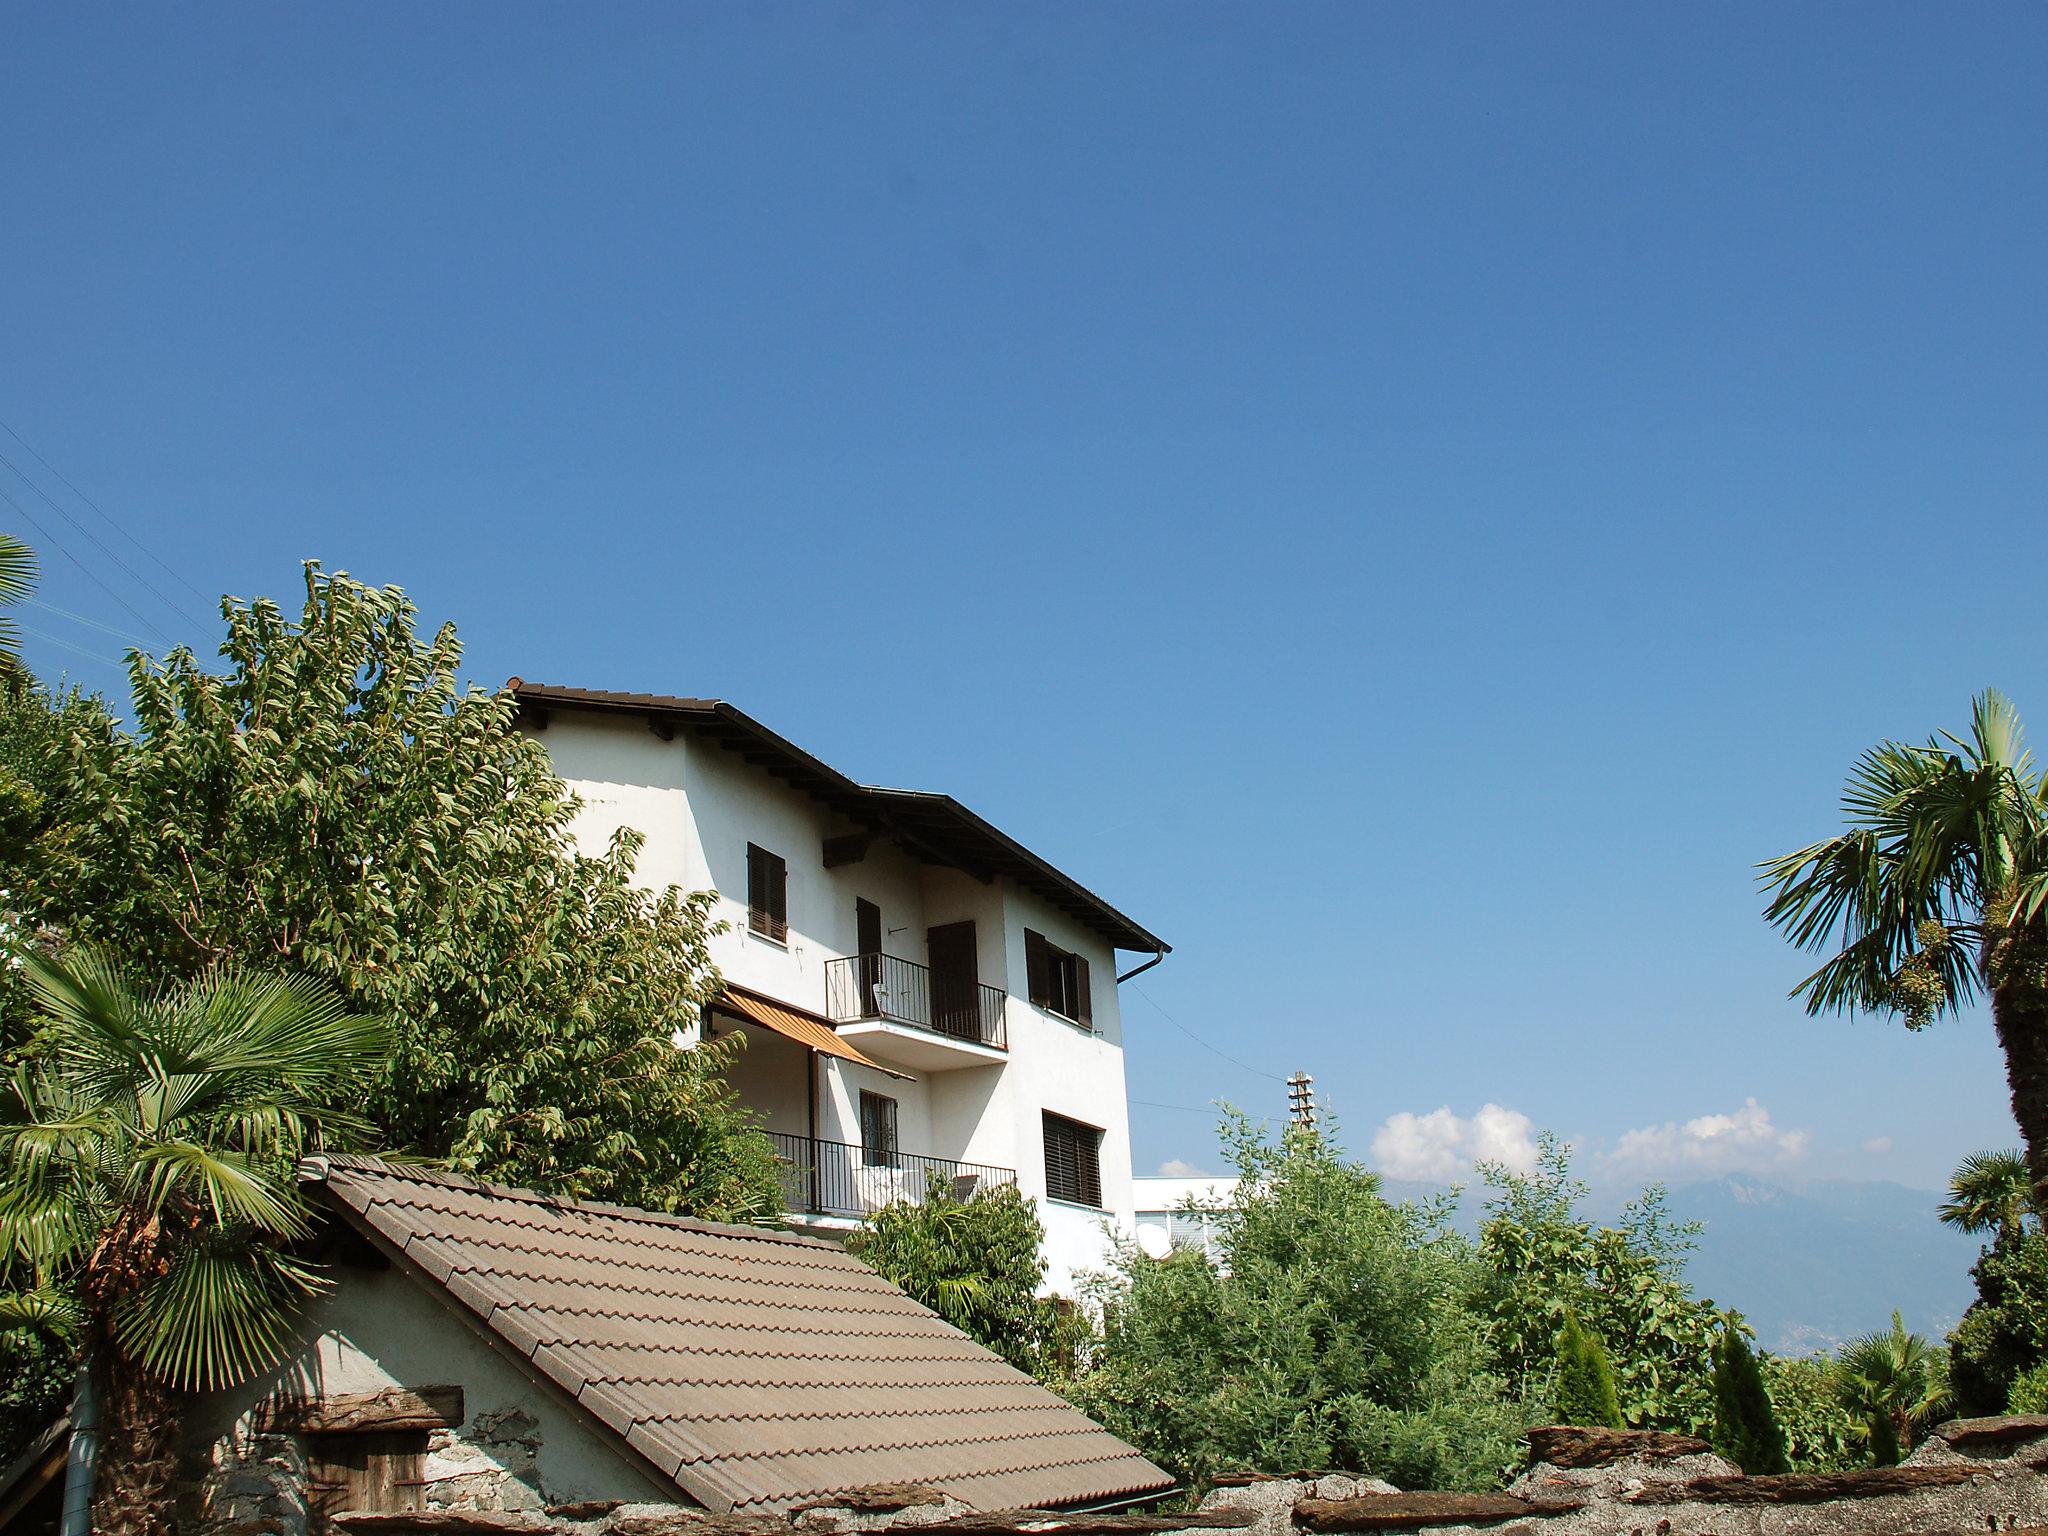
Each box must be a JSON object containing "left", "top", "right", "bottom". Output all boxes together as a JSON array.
[
  {"left": 1554, "top": 1310, "right": 1624, "bottom": 1428},
  {"left": 1834, "top": 1311, "right": 1951, "bottom": 1466},
  {"left": 1947, "top": 1226, "right": 2048, "bottom": 1414},
  {"left": 1759, "top": 1354, "right": 1861, "bottom": 1472},
  {"left": 0, "top": 532, "right": 34, "bottom": 669},
  {"left": 1940, "top": 1150, "right": 2036, "bottom": 1244},
  {"left": 0, "top": 946, "right": 387, "bottom": 1536},
  {"left": 1762, "top": 692, "right": 2048, "bottom": 1209},
  {"left": 1071, "top": 1113, "right": 1525, "bottom": 1493},
  {"left": 1709, "top": 1319, "right": 1790, "bottom": 1474},
  {"left": 4, "top": 566, "right": 781, "bottom": 1218},
  {"left": 1475, "top": 1136, "right": 1724, "bottom": 1433},
  {"left": 851, "top": 1177, "right": 1081, "bottom": 1378}
]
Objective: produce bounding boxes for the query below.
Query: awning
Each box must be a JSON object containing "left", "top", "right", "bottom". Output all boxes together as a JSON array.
[{"left": 712, "top": 983, "right": 913, "bottom": 1081}]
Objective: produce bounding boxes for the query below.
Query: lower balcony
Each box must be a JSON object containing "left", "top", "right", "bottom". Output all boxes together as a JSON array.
[
  {"left": 824, "top": 953, "right": 1009, "bottom": 1071},
  {"left": 768, "top": 1131, "right": 1016, "bottom": 1220}
]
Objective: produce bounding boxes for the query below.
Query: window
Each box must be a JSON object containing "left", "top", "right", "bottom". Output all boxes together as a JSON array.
[
  {"left": 306, "top": 1431, "right": 428, "bottom": 1517},
  {"left": 746, "top": 844, "right": 787, "bottom": 941},
  {"left": 1025, "top": 930, "right": 1091, "bottom": 1027},
  {"left": 1042, "top": 1111, "right": 1103, "bottom": 1207},
  {"left": 860, "top": 1091, "right": 898, "bottom": 1168}
]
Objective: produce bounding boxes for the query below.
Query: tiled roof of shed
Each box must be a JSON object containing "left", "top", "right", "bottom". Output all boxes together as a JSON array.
[{"left": 304, "top": 1155, "right": 1174, "bottom": 1514}]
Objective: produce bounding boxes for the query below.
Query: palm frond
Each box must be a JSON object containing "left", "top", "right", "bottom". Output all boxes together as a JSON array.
[
  {"left": 128, "top": 1142, "right": 311, "bottom": 1239},
  {"left": 0, "top": 1286, "right": 83, "bottom": 1339},
  {"left": 113, "top": 1232, "right": 325, "bottom": 1392}
]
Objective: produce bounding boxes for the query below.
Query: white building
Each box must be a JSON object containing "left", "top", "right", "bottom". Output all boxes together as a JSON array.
[
  {"left": 1131, "top": 1174, "right": 1239, "bottom": 1263},
  {"left": 510, "top": 680, "right": 1170, "bottom": 1291}
]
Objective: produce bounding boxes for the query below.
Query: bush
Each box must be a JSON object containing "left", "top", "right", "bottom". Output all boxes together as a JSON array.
[
  {"left": 1760, "top": 1354, "right": 1861, "bottom": 1472},
  {"left": 1554, "top": 1310, "right": 1624, "bottom": 1428},
  {"left": 1710, "top": 1324, "right": 1790, "bottom": 1474},
  {"left": 1070, "top": 1113, "right": 1526, "bottom": 1493},
  {"left": 1949, "top": 1229, "right": 2048, "bottom": 1414},
  {"left": 2008, "top": 1360, "right": 2048, "bottom": 1413}
]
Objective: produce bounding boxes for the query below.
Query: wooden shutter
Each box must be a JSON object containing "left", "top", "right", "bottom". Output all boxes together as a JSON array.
[
  {"left": 928, "top": 921, "right": 979, "bottom": 1039},
  {"left": 307, "top": 1431, "right": 427, "bottom": 1517},
  {"left": 860, "top": 1091, "right": 898, "bottom": 1167},
  {"left": 747, "top": 845, "right": 787, "bottom": 941},
  {"left": 1024, "top": 930, "right": 1051, "bottom": 1009},
  {"left": 1042, "top": 1112, "right": 1103, "bottom": 1207},
  {"left": 1072, "top": 953, "right": 1092, "bottom": 1028}
]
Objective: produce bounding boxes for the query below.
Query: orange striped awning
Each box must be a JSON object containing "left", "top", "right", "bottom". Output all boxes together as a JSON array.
[{"left": 713, "top": 983, "right": 912, "bottom": 1081}]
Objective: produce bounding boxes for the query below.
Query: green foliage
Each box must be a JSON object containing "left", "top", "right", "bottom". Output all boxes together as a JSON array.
[
  {"left": 1834, "top": 1310, "right": 1951, "bottom": 1466},
  {"left": 0, "top": 946, "right": 387, "bottom": 1391},
  {"left": 851, "top": 1177, "right": 1078, "bottom": 1378},
  {"left": 1475, "top": 1136, "right": 1723, "bottom": 1433},
  {"left": 1709, "top": 1321, "right": 1790, "bottom": 1474},
  {"left": 0, "top": 532, "right": 34, "bottom": 666},
  {"left": 1553, "top": 1310, "right": 1624, "bottom": 1428},
  {"left": 1941, "top": 1150, "right": 2037, "bottom": 1243},
  {"left": 2008, "top": 1359, "right": 2048, "bottom": 1413},
  {"left": 1759, "top": 1354, "right": 1861, "bottom": 1473},
  {"left": 1948, "top": 1227, "right": 2048, "bottom": 1414},
  {"left": 1, "top": 566, "right": 781, "bottom": 1218},
  {"left": 0, "top": 1325, "right": 74, "bottom": 1467},
  {"left": 1071, "top": 1113, "right": 1525, "bottom": 1493}
]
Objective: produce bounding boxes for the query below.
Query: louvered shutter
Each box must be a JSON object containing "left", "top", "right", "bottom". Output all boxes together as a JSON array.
[
  {"left": 747, "top": 844, "right": 787, "bottom": 941},
  {"left": 1025, "top": 930, "right": 1051, "bottom": 1008},
  {"left": 1073, "top": 954, "right": 1092, "bottom": 1028},
  {"left": 1043, "top": 1112, "right": 1103, "bottom": 1207}
]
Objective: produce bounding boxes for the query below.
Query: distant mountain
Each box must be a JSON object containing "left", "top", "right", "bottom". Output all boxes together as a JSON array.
[{"left": 1373, "top": 1171, "right": 1981, "bottom": 1355}]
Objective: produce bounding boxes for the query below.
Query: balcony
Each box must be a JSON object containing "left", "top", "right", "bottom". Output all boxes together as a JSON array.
[
  {"left": 823, "top": 953, "right": 1008, "bottom": 1071},
  {"left": 768, "top": 1132, "right": 1016, "bottom": 1220}
]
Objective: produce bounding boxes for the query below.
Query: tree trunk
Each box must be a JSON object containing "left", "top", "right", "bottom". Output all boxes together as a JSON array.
[
  {"left": 89, "top": 1351, "right": 180, "bottom": 1536},
  {"left": 1991, "top": 972, "right": 2048, "bottom": 1218}
]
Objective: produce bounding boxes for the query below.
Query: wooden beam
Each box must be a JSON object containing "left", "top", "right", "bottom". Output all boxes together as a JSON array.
[
  {"left": 822, "top": 834, "right": 869, "bottom": 869},
  {"left": 647, "top": 716, "right": 675, "bottom": 742},
  {"left": 254, "top": 1385, "right": 465, "bottom": 1435}
]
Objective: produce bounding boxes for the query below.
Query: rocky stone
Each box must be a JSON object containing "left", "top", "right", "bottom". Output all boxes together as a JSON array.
[
  {"left": 1626, "top": 1461, "right": 1989, "bottom": 1505},
  {"left": 1293, "top": 1493, "right": 1554, "bottom": 1532},
  {"left": 1519, "top": 1428, "right": 1709, "bottom": 1471},
  {"left": 1933, "top": 1413, "right": 2048, "bottom": 1448}
]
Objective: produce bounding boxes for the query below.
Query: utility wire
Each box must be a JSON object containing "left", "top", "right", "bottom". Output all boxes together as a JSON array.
[
  {"left": 0, "top": 484, "right": 177, "bottom": 647},
  {"left": 0, "top": 450, "right": 207, "bottom": 633},
  {"left": 25, "top": 596, "right": 152, "bottom": 649},
  {"left": 0, "top": 417, "right": 212, "bottom": 607},
  {"left": 19, "top": 622, "right": 130, "bottom": 671},
  {"left": 1126, "top": 982, "right": 1287, "bottom": 1083}
]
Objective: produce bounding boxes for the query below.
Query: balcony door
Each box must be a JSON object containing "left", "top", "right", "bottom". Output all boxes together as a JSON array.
[
  {"left": 926, "top": 920, "right": 979, "bottom": 1041},
  {"left": 856, "top": 899, "right": 882, "bottom": 1016}
]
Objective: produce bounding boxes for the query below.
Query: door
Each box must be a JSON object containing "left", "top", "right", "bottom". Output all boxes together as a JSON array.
[
  {"left": 926, "top": 921, "right": 979, "bottom": 1040},
  {"left": 856, "top": 899, "right": 882, "bottom": 1016}
]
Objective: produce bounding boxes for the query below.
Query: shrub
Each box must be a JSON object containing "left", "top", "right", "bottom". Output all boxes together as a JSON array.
[
  {"left": 1710, "top": 1323, "right": 1790, "bottom": 1473},
  {"left": 1554, "top": 1310, "right": 1625, "bottom": 1428}
]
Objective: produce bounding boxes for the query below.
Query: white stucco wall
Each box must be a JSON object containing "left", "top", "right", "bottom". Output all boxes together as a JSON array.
[
  {"left": 197, "top": 1259, "right": 674, "bottom": 1510},
  {"left": 523, "top": 708, "right": 1152, "bottom": 1295}
]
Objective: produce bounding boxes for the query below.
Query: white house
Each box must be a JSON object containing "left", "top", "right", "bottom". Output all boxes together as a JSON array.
[{"left": 509, "top": 680, "right": 1170, "bottom": 1292}]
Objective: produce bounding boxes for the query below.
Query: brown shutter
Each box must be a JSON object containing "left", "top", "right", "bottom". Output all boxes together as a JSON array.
[
  {"left": 1073, "top": 954, "right": 1092, "bottom": 1029},
  {"left": 768, "top": 852, "right": 788, "bottom": 940},
  {"left": 1025, "top": 930, "right": 1051, "bottom": 1009},
  {"left": 747, "top": 845, "right": 788, "bottom": 940}
]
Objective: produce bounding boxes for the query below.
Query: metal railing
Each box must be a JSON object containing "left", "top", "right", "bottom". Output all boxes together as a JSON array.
[
  {"left": 823, "top": 953, "right": 1008, "bottom": 1050},
  {"left": 767, "top": 1132, "right": 1017, "bottom": 1219}
]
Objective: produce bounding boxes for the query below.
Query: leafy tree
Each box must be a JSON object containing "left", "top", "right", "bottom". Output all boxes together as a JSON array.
[
  {"left": 2007, "top": 1359, "right": 2048, "bottom": 1412},
  {"left": 851, "top": 1177, "right": 1082, "bottom": 1378},
  {"left": 1759, "top": 1353, "right": 1861, "bottom": 1472},
  {"left": 1072, "top": 1113, "right": 1525, "bottom": 1493},
  {"left": 1834, "top": 1311, "right": 1951, "bottom": 1466},
  {"left": 1475, "top": 1136, "right": 1723, "bottom": 1433},
  {"left": 1710, "top": 1319, "right": 1790, "bottom": 1474},
  {"left": 1762, "top": 692, "right": 2048, "bottom": 1209},
  {"left": 1941, "top": 1150, "right": 2036, "bottom": 1244},
  {"left": 1554, "top": 1310, "right": 1624, "bottom": 1428},
  {"left": 0, "top": 946, "right": 387, "bottom": 1536},
  {"left": 0, "top": 532, "right": 34, "bottom": 668},
  {"left": 3, "top": 566, "right": 781, "bottom": 1218},
  {"left": 1948, "top": 1226, "right": 2048, "bottom": 1414}
]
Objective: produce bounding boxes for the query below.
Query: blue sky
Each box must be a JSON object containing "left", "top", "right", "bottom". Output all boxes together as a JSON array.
[{"left": 5, "top": 4, "right": 2045, "bottom": 1194}]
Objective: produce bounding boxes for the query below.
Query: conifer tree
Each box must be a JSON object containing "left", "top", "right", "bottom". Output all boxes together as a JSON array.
[
  {"left": 1710, "top": 1321, "right": 1791, "bottom": 1473},
  {"left": 1554, "top": 1309, "right": 1626, "bottom": 1428}
]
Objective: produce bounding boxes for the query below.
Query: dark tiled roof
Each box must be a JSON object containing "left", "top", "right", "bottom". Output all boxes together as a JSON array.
[
  {"left": 505, "top": 680, "right": 1168, "bottom": 956},
  {"left": 305, "top": 1156, "right": 1174, "bottom": 1514}
]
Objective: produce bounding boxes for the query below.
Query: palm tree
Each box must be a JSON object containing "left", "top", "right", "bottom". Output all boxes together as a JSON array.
[
  {"left": 1940, "top": 1150, "right": 2035, "bottom": 1244},
  {"left": 1762, "top": 691, "right": 2048, "bottom": 1208},
  {"left": 0, "top": 532, "right": 35, "bottom": 668},
  {"left": 1833, "top": 1310, "right": 1952, "bottom": 1466},
  {"left": 0, "top": 945, "right": 388, "bottom": 1536}
]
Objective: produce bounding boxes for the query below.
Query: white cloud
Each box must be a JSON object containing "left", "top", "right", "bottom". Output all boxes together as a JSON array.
[
  {"left": 1370, "top": 1103, "right": 1540, "bottom": 1182},
  {"left": 1606, "top": 1098, "right": 1810, "bottom": 1178},
  {"left": 1862, "top": 1136, "right": 1895, "bottom": 1156},
  {"left": 1155, "top": 1157, "right": 1207, "bottom": 1177}
]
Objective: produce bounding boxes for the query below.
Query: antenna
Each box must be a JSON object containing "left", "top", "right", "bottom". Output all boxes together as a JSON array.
[{"left": 1286, "top": 1072, "right": 1318, "bottom": 1129}]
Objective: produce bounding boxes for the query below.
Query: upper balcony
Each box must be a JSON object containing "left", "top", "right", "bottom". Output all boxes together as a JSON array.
[{"left": 823, "top": 953, "right": 1008, "bottom": 1072}]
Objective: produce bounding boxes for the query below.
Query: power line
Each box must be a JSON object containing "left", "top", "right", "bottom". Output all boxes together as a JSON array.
[
  {"left": 1125, "top": 983, "right": 1287, "bottom": 1083},
  {"left": 19, "top": 622, "right": 130, "bottom": 672},
  {"left": 0, "top": 485, "right": 176, "bottom": 646},
  {"left": 25, "top": 596, "right": 152, "bottom": 648},
  {"left": 0, "top": 450, "right": 208, "bottom": 632},
  {"left": 0, "top": 418, "right": 212, "bottom": 607}
]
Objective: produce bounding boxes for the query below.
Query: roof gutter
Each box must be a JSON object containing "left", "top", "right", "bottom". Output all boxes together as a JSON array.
[{"left": 1115, "top": 950, "right": 1166, "bottom": 985}]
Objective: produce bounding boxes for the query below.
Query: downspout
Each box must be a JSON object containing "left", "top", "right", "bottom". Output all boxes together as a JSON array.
[
  {"left": 58, "top": 1359, "right": 97, "bottom": 1536},
  {"left": 1115, "top": 949, "right": 1165, "bottom": 985}
]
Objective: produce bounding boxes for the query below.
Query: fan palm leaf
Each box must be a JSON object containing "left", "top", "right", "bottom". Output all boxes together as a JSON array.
[
  {"left": 0, "top": 532, "right": 34, "bottom": 663},
  {"left": 1939, "top": 1150, "right": 2034, "bottom": 1240}
]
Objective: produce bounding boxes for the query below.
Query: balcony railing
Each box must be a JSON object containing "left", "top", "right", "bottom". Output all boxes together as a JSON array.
[
  {"left": 824, "top": 953, "right": 1008, "bottom": 1051},
  {"left": 768, "top": 1132, "right": 1017, "bottom": 1219}
]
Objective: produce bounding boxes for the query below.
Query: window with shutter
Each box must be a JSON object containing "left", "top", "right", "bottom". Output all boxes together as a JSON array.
[
  {"left": 1025, "top": 931, "right": 1092, "bottom": 1029},
  {"left": 860, "top": 1091, "right": 898, "bottom": 1168},
  {"left": 746, "top": 844, "right": 787, "bottom": 941},
  {"left": 306, "top": 1431, "right": 428, "bottom": 1518},
  {"left": 1042, "top": 1111, "right": 1103, "bottom": 1207}
]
